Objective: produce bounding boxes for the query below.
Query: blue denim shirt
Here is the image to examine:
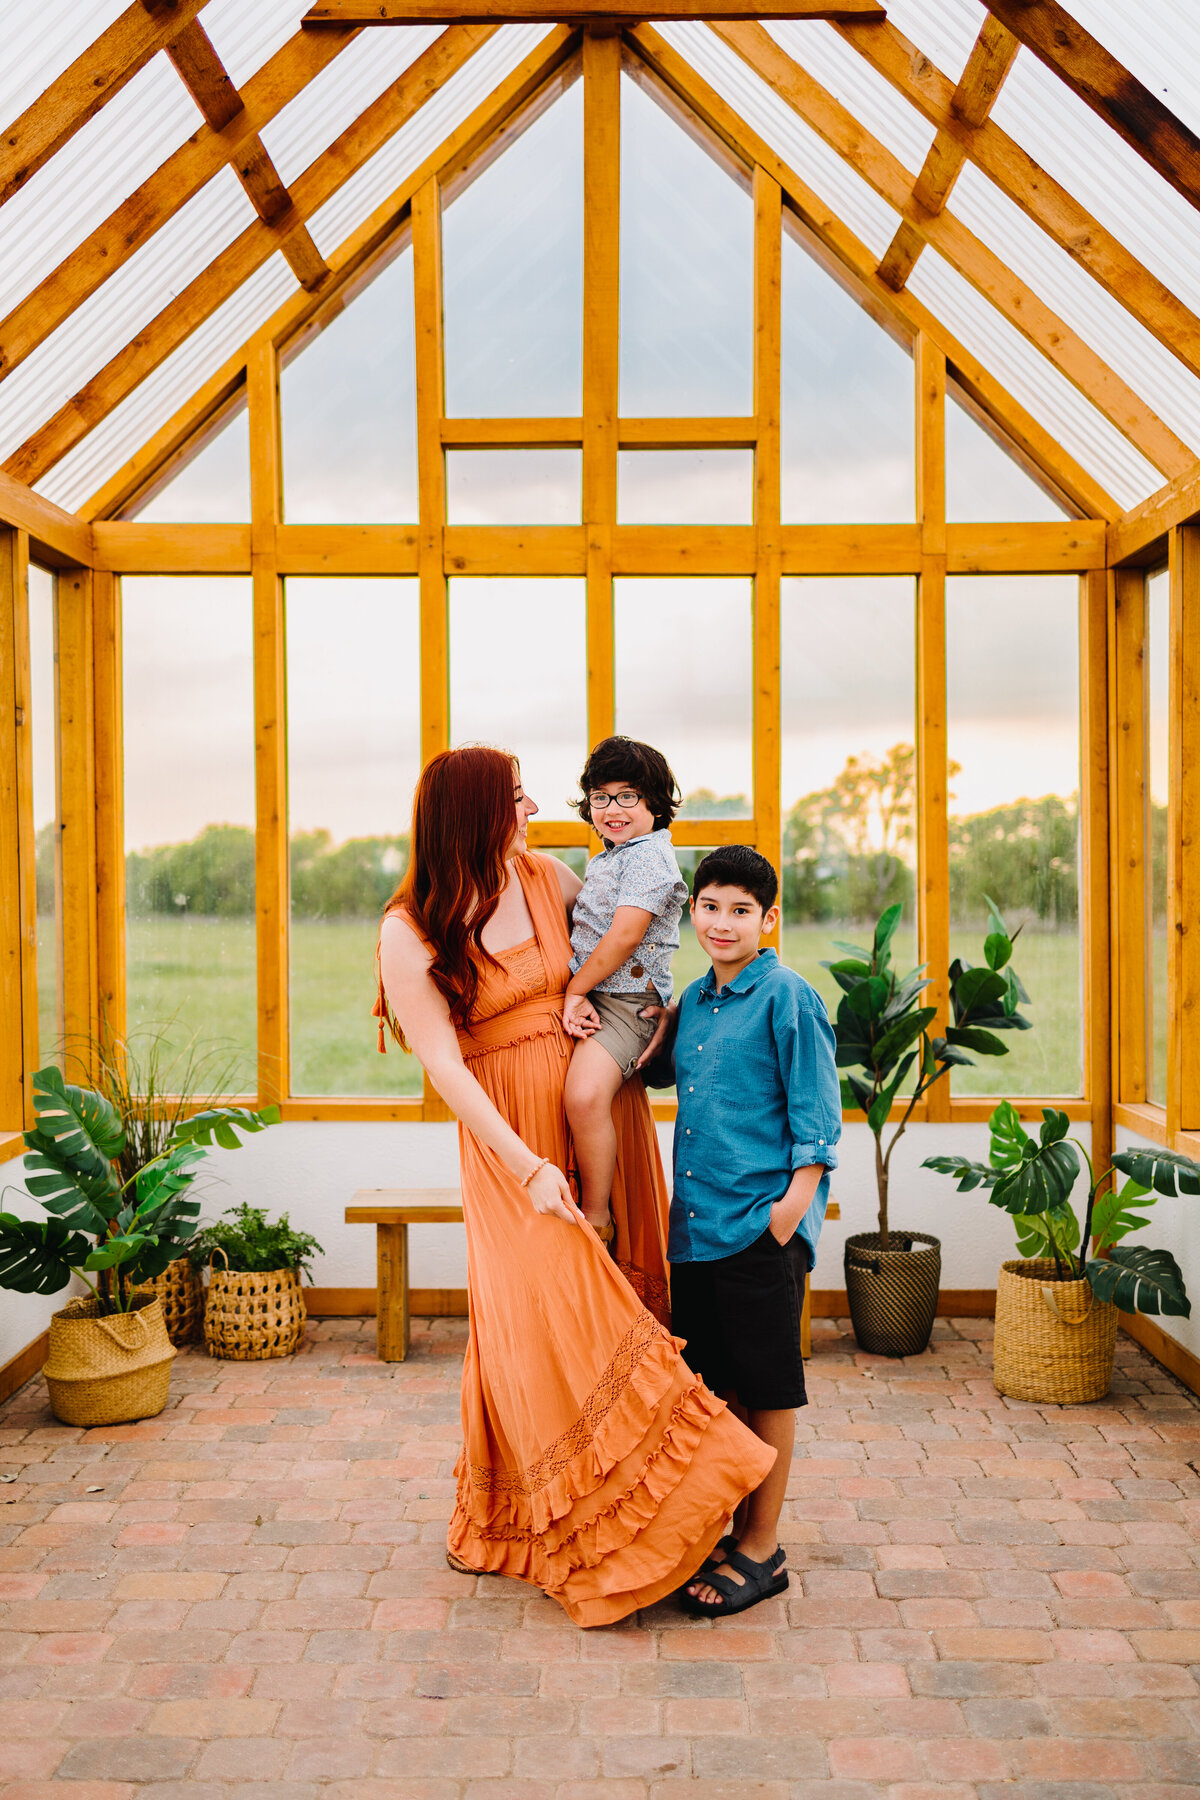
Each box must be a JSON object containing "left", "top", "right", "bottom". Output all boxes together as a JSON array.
[{"left": 668, "top": 950, "right": 842, "bottom": 1267}]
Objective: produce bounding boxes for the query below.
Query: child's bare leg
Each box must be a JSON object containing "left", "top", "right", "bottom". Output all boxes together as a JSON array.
[
  {"left": 687, "top": 1406, "right": 794, "bottom": 1603},
  {"left": 565, "top": 1038, "right": 626, "bottom": 1232}
]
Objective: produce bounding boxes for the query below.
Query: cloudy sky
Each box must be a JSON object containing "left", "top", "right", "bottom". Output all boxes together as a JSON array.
[{"left": 121, "top": 74, "right": 1092, "bottom": 853}]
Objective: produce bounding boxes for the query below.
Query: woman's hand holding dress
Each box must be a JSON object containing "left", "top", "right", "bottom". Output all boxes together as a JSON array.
[{"left": 525, "top": 1161, "right": 584, "bottom": 1225}]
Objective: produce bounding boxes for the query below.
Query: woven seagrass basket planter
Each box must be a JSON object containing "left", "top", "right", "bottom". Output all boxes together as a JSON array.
[
  {"left": 993, "top": 1258, "right": 1117, "bottom": 1405},
  {"left": 142, "top": 1257, "right": 204, "bottom": 1346},
  {"left": 844, "top": 1230, "right": 941, "bottom": 1358},
  {"left": 203, "top": 1252, "right": 306, "bottom": 1361},
  {"left": 42, "top": 1292, "right": 175, "bottom": 1427}
]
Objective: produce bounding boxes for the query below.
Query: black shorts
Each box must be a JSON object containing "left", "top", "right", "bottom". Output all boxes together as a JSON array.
[{"left": 670, "top": 1225, "right": 808, "bottom": 1412}]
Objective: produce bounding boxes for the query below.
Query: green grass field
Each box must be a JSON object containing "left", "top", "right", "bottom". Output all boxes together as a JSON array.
[{"left": 118, "top": 912, "right": 1105, "bottom": 1101}]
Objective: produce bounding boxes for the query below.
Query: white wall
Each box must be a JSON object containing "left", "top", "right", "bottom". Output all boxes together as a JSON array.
[
  {"left": 2, "top": 1117, "right": 1100, "bottom": 1370},
  {"left": 1115, "top": 1125, "right": 1200, "bottom": 1363}
]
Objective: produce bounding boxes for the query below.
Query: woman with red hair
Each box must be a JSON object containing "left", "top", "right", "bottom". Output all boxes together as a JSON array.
[{"left": 376, "top": 746, "right": 773, "bottom": 1627}]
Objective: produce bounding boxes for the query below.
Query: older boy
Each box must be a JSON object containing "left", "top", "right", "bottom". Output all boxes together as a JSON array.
[{"left": 669, "top": 845, "right": 841, "bottom": 1618}]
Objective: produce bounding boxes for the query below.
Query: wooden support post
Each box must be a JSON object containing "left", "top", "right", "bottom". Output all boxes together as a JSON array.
[
  {"left": 0, "top": 530, "right": 27, "bottom": 1132},
  {"left": 1168, "top": 527, "right": 1200, "bottom": 1131},
  {"left": 753, "top": 167, "right": 783, "bottom": 944},
  {"left": 8, "top": 531, "right": 38, "bottom": 1121},
  {"left": 916, "top": 336, "right": 949, "bottom": 1119},
  {"left": 249, "top": 348, "right": 289, "bottom": 1109},
  {"left": 56, "top": 567, "right": 99, "bottom": 1076},
  {"left": 583, "top": 31, "right": 620, "bottom": 753},
  {"left": 92, "top": 570, "right": 125, "bottom": 1049},
  {"left": 412, "top": 175, "right": 453, "bottom": 1120},
  {"left": 1110, "top": 567, "right": 1148, "bottom": 1106},
  {"left": 1080, "top": 569, "right": 1111, "bottom": 1183},
  {"left": 376, "top": 1222, "right": 411, "bottom": 1360}
]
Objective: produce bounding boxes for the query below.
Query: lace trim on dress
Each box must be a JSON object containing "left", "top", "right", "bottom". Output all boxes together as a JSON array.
[
  {"left": 617, "top": 1264, "right": 671, "bottom": 1326},
  {"left": 466, "top": 1310, "right": 660, "bottom": 1499},
  {"left": 495, "top": 937, "right": 548, "bottom": 997}
]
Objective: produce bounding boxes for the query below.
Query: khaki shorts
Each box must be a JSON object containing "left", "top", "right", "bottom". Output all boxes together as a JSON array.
[{"left": 589, "top": 990, "right": 661, "bottom": 1079}]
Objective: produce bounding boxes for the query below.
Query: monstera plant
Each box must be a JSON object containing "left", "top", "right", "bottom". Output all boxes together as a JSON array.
[
  {"left": 0, "top": 1065, "right": 279, "bottom": 1314},
  {"left": 825, "top": 896, "right": 1033, "bottom": 1356},
  {"left": 924, "top": 1102, "right": 1195, "bottom": 1317}
]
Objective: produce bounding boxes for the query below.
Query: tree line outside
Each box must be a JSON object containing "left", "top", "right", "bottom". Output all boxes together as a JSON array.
[{"left": 48, "top": 745, "right": 1135, "bottom": 928}]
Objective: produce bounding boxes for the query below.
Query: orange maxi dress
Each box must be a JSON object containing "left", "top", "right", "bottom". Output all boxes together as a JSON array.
[{"left": 421, "top": 852, "right": 775, "bottom": 1627}]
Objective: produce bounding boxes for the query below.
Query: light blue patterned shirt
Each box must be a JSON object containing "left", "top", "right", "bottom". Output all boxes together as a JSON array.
[{"left": 568, "top": 829, "right": 689, "bottom": 1003}]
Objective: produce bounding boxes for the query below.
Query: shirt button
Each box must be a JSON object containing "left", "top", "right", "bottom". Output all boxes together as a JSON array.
[
  {"left": 686, "top": 1170, "right": 691, "bottom": 1177},
  {"left": 697, "top": 1044, "right": 703, "bottom": 1051},
  {"left": 689, "top": 1210, "right": 695, "bottom": 1218},
  {"left": 686, "top": 1128, "right": 691, "bottom": 1135},
  {"left": 688, "top": 1086, "right": 694, "bottom": 1093},
  {"left": 713, "top": 1006, "right": 719, "bottom": 1014},
  {"left": 819, "top": 1138, "right": 825, "bottom": 1145}
]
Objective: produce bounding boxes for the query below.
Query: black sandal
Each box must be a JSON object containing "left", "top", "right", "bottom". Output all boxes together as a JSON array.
[
  {"left": 675, "top": 1534, "right": 737, "bottom": 1598},
  {"left": 680, "top": 1545, "right": 788, "bottom": 1618}
]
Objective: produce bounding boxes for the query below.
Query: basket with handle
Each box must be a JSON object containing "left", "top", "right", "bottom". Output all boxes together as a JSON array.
[
  {"left": 203, "top": 1247, "right": 306, "bottom": 1361},
  {"left": 993, "top": 1258, "right": 1117, "bottom": 1405},
  {"left": 141, "top": 1256, "right": 204, "bottom": 1346},
  {"left": 42, "top": 1292, "right": 175, "bottom": 1426}
]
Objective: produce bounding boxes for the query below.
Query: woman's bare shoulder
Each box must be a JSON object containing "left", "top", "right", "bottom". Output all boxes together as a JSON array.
[
  {"left": 379, "top": 907, "right": 432, "bottom": 966},
  {"left": 530, "top": 850, "right": 583, "bottom": 903}
]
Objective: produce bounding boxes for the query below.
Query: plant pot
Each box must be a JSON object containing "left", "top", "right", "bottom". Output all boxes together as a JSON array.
[
  {"left": 993, "top": 1258, "right": 1117, "bottom": 1405},
  {"left": 141, "top": 1257, "right": 204, "bottom": 1346},
  {"left": 204, "top": 1255, "right": 305, "bottom": 1361},
  {"left": 42, "top": 1292, "right": 175, "bottom": 1427},
  {"left": 844, "top": 1230, "right": 941, "bottom": 1357}
]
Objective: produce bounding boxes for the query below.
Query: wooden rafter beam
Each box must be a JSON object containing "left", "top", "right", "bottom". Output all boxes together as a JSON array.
[
  {"left": 0, "top": 0, "right": 213, "bottom": 207},
  {"left": 5, "top": 25, "right": 576, "bottom": 492},
  {"left": 1109, "top": 459, "right": 1200, "bottom": 567},
  {"left": 627, "top": 23, "right": 1116, "bottom": 520},
  {"left": 0, "top": 26, "right": 357, "bottom": 385},
  {"left": 0, "top": 470, "right": 92, "bottom": 567},
  {"left": 834, "top": 17, "right": 1200, "bottom": 390},
  {"left": 877, "top": 15, "right": 1017, "bottom": 292},
  {"left": 710, "top": 22, "right": 1194, "bottom": 481},
  {"left": 303, "top": 1, "right": 886, "bottom": 21},
  {"left": 985, "top": 0, "right": 1200, "bottom": 218},
  {"left": 166, "top": 20, "right": 328, "bottom": 289}
]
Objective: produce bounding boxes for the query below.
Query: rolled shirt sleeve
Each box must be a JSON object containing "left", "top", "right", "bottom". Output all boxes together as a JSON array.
[{"left": 779, "top": 989, "right": 842, "bottom": 1172}]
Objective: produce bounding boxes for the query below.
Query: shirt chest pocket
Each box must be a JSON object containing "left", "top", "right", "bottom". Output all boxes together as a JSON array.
[{"left": 710, "top": 1035, "right": 780, "bottom": 1101}]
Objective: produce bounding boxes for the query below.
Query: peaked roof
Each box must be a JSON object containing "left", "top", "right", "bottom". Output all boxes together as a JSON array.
[{"left": 3, "top": 0, "right": 1200, "bottom": 521}]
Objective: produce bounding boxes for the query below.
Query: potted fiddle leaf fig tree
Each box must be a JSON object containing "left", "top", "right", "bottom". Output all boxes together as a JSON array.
[
  {"left": 924, "top": 1104, "right": 1197, "bottom": 1404},
  {"left": 825, "top": 896, "right": 1032, "bottom": 1357},
  {"left": 0, "top": 1065, "right": 278, "bottom": 1426}
]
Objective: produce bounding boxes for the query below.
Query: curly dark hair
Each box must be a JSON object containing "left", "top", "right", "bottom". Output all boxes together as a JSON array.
[{"left": 574, "top": 736, "right": 681, "bottom": 833}]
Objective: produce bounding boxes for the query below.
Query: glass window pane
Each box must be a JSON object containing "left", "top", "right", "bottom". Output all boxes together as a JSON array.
[
  {"left": 617, "top": 450, "right": 753, "bottom": 524},
  {"left": 615, "top": 578, "right": 752, "bottom": 813},
  {"left": 443, "top": 82, "right": 583, "bottom": 417},
  {"left": 946, "top": 392, "right": 1069, "bottom": 523},
  {"left": 446, "top": 450, "right": 581, "bottom": 524},
  {"left": 281, "top": 249, "right": 418, "bottom": 523},
  {"left": 780, "top": 578, "right": 917, "bottom": 1016},
  {"left": 126, "top": 405, "right": 250, "bottom": 523},
  {"left": 1147, "top": 566, "right": 1169, "bottom": 1107},
  {"left": 122, "top": 578, "right": 256, "bottom": 1088},
  {"left": 947, "top": 575, "right": 1081, "bottom": 1096},
  {"left": 28, "top": 566, "right": 61, "bottom": 1069},
  {"left": 287, "top": 578, "right": 421, "bottom": 1098},
  {"left": 449, "top": 578, "right": 587, "bottom": 818},
  {"left": 781, "top": 233, "right": 914, "bottom": 524},
  {"left": 619, "top": 75, "right": 753, "bottom": 416}
]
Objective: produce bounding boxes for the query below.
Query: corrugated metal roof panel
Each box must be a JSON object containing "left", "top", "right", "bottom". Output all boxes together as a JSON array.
[
  {"left": 0, "top": 53, "right": 202, "bottom": 322},
  {"left": 658, "top": 22, "right": 900, "bottom": 261},
  {"left": 308, "top": 26, "right": 553, "bottom": 257},
  {"left": 201, "top": 0, "right": 300, "bottom": 90},
  {"left": 1065, "top": 0, "right": 1200, "bottom": 140},
  {"left": 38, "top": 255, "right": 295, "bottom": 513},
  {"left": 909, "top": 247, "right": 1163, "bottom": 510},
  {"left": 261, "top": 24, "right": 443, "bottom": 188},
  {"left": 763, "top": 19, "right": 936, "bottom": 170},
  {"left": 0, "top": 0, "right": 130, "bottom": 129},
  {"left": 949, "top": 158, "right": 1200, "bottom": 456},
  {"left": 0, "top": 166, "right": 259, "bottom": 467},
  {"left": 877, "top": 0, "right": 987, "bottom": 84}
]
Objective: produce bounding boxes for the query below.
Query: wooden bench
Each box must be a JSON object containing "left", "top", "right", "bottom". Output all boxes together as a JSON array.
[
  {"left": 346, "top": 1189, "right": 463, "bottom": 1362},
  {"left": 348, "top": 1190, "right": 839, "bottom": 1363}
]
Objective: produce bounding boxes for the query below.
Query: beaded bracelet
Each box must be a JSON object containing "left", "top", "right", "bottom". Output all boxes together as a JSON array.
[{"left": 519, "top": 1157, "right": 549, "bottom": 1189}]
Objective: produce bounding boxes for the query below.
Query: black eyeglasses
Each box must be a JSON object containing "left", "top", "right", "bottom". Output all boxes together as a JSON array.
[{"left": 588, "top": 790, "right": 642, "bottom": 812}]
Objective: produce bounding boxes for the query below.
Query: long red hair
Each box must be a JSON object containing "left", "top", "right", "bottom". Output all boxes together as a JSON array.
[{"left": 378, "top": 745, "right": 518, "bottom": 1048}]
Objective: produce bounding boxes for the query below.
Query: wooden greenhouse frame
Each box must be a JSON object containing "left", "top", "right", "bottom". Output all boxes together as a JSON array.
[{"left": 3, "top": 8, "right": 1200, "bottom": 1383}]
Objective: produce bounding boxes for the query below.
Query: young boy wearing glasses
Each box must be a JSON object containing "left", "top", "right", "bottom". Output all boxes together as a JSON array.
[{"left": 563, "top": 736, "right": 688, "bottom": 1243}]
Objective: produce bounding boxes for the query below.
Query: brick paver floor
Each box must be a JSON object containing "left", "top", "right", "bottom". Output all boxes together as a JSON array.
[{"left": 2, "top": 1313, "right": 1200, "bottom": 1800}]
